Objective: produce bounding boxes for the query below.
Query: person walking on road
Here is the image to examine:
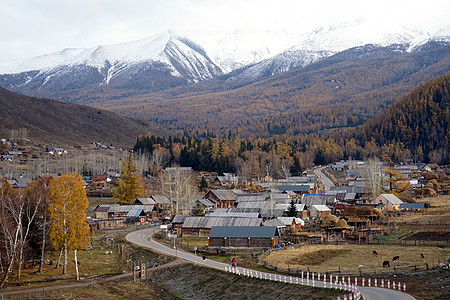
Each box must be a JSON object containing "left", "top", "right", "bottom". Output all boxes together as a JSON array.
[{"left": 231, "top": 258, "right": 237, "bottom": 269}]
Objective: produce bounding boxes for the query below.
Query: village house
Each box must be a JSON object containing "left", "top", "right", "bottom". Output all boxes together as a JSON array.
[
  {"left": 208, "top": 226, "right": 280, "bottom": 248},
  {"left": 278, "top": 217, "right": 304, "bottom": 231},
  {"left": 203, "top": 189, "right": 237, "bottom": 208},
  {"left": 181, "top": 216, "right": 262, "bottom": 237},
  {"left": 372, "top": 193, "right": 404, "bottom": 210}
]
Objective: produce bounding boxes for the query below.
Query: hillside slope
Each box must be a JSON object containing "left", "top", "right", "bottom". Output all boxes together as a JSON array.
[
  {"left": 0, "top": 87, "right": 169, "bottom": 147},
  {"left": 353, "top": 73, "right": 450, "bottom": 163}
]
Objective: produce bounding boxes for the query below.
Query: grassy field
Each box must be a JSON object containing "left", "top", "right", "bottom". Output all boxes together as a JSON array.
[
  {"left": 387, "top": 195, "right": 450, "bottom": 225},
  {"left": 263, "top": 244, "right": 450, "bottom": 275}
]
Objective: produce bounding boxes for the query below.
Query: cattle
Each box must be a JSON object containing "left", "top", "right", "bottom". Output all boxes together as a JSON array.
[
  {"left": 373, "top": 250, "right": 378, "bottom": 256},
  {"left": 392, "top": 256, "right": 399, "bottom": 261},
  {"left": 421, "top": 253, "right": 425, "bottom": 259},
  {"left": 383, "top": 261, "right": 390, "bottom": 268},
  {"left": 438, "top": 245, "right": 445, "bottom": 249}
]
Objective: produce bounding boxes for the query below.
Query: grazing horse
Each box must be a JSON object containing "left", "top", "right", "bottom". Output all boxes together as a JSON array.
[
  {"left": 438, "top": 245, "right": 445, "bottom": 249},
  {"left": 392, "top": 256, "right": 399, "bottom": 261},
  {"left": 421, "top": 253, "right": 425, "bottom": 259},
  {"left": 383, "top": 261, "right": 390, "bottom": 268},
  {"left": 373, "top": 250, "right": 378, "bottom": 256}
]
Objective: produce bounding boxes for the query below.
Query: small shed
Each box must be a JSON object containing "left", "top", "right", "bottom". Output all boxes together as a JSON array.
[{"left": 208, "top": 226, "right": 280, "bottom": 248}]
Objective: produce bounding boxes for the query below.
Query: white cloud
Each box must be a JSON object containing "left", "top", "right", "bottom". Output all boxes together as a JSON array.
[{"left": 0, "top": 0, "right": 448, "bottom": 63}]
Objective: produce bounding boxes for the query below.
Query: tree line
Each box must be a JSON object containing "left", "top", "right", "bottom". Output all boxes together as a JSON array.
[{"left": 133, "top": 74, "right": 450, "bottom": 173}]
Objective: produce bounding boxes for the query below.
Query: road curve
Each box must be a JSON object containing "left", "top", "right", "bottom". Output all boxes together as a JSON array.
[{"left": 126, "top": 227, "right": 415, "bottom": 300}]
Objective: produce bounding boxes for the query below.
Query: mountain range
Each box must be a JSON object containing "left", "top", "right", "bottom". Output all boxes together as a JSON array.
[{"left": 0, "top": 19, "right": 449, "bottom": 137}]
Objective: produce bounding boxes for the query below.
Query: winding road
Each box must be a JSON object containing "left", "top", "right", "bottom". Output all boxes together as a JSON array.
[{"left": 126, "top": 227, "right": 416, "bottom": 300}]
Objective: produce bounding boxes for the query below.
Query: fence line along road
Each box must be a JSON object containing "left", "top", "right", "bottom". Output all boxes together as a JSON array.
[{"left": 126, "top": 227, "right": 416, "bottom": 300}]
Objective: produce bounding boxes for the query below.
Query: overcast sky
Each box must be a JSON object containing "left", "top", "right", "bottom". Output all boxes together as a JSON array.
[{"left": 1, "top": 0, "right": 449, "bottom": 64}]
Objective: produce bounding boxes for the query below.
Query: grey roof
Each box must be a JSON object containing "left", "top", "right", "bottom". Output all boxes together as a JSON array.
[
  {"left": 126, "top": 209, "right": 144, "bottom": 217},
  {"left": 274, "top": 185, "right": 310, "bottom": 192},
  {"left": 235, "top": 194, "right": 267, "bottom": 202},
  {"left": 209, "top": 226, "right": 279, "bottom": 238},
  {"left": 199, "top": 198, "right": 216, "bottom": 207},
  {"left": 94, "top": 206, "right": 110, "bottom": 213},
  {"left": 98, "top": 204, "right": 154, "bottom": 213},
  {"left": 263, "top": 218, "right": 286, "bottom": 228},
  {"left": 236, "top": 201, "right": 269, "bottom": 209},
  {"left": 311, "top": 205, "right": 331, "bottom": 211},
  {"left": 275, "top": 203, "right": 305, "bottom": 211},
  {"left": 301, "top": 194, "right": 336, "bottom": 207},
  {"left": 208, "top": 212, "right": 260, "bottom": 218},
  {"left": 278, "top": 217, "right": 305, "bottom": 226},
  {"left": 213, "top": 208, "right": 260, "bottom": 214},
  {"left": 376, "top": 194, "right": 404, "bottom": 205},
  {"left": 135, "top": 198, "right": 157, "bottom": 205},
  {"left": 182, "top": 216, "right": 262, "bottom": 229},
  {"left": 206, "top": 189, "right": 237, "bottom": 201},
  {"left": 329, "top": 186, "right": 369, "bottom": 194},
  {"left": 152, "top": 195, "right": 170, "bottom": 204},
  {"left": 259, "top": 208, "right": 285, "bottom": 218},
  {"left": 172, "top": 214, "right": 187, "bottom": 224},
  {"left": 399, "top": 203, "right": 429, "bottom": 209}
]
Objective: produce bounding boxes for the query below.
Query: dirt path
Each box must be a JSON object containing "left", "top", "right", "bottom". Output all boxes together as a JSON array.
[{"left": 0, "top": 259, "right": 185, "bottom": 297}]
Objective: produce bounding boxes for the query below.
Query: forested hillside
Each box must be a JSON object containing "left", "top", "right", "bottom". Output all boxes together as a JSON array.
[
  {"left": 352, "top": 74, "right": 450, "bottom": 164},
  {"left": 133, "top": 74, "right": 450, "bottom": 176}
]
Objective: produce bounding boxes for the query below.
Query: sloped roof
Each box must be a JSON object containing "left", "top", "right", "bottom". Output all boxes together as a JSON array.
[
  {"left": 301, "top": 194, "right": 335, "bottom": 207},
  {"left": 151, "top": 195, "right": 170, "bottom": 204},
  {"left": 263, "top": 218, "right": 286, "bottom": 228},
  {"left": 376, "top": 194, "right": 404, "bottom": 205},
  {"left": 135, "top": 198, "right": 157, "bottom": 205},
  {"left": 275, "top": 203, "right": 305, "bottom": 211},
  {"left": 278, "top": 217, "right": 305, "bottom": 226},
  {"left": 182, "top": 216, "right": 262, "bottom": 229},
  {"left": 274, "top": 185, "right": 310, "bottom": 192},
  {"left": 209, "top": 226, "right": 279, "bottom": 238},
  {"left": 259, "top": 208, "right": 285, "bottom": 218},
  {"left": 235, "top": 194, "right": 267, "bottom": 202},
  {"left": 208, "top": 212, "right": 260, "bottom": 218},
  {"left": 236, "top": 201, "right": 269, "bottom": 209},
  {"left": 311, "top": 205, "right": 331, "bottom": 211},
  {"left": 399, "top": 202, "right": 428, "bottom": 209},
  {"left": 206, "top": 189, "right": 237, "bottom": 201},
  {"left": 126, "top": 209, "right": 144, "bottom": 217},
  {"left": 199, "top": 198, "right": 216, "bottom": 207},
  {"left": 94, "top": 206, "right": 110, "bottom": 213},
  {"left": 172, "top": 214, "right": 187, "bottom": 224}
]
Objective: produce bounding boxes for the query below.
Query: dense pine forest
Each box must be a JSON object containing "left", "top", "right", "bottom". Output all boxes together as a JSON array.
[{"left": 134, "top": 74, "right": 450, "bottom": 175}]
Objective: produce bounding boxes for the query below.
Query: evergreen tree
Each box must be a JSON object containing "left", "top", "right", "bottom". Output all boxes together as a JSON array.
[
  {"left": 290, "top": 156, "right": 302, "bottom": 176},
  {"left": 287, "top": 200, "right": 298, "bottom": 217},
  {"left": 115, "top": 155, "right": 144, "bottom": 204},
  {"left": 191, "top": 200, "right": 205, "bottom": 216},
  {"left": 199, "top": 176, "right": 208, "bottom": 192}
]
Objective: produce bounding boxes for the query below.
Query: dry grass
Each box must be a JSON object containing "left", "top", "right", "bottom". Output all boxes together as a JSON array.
[
  {"left": 388, "top": 195, "right": 450, "bottom": 224},
  {"left": 264, "top": 244, "right": 450, "bottom": 274}
]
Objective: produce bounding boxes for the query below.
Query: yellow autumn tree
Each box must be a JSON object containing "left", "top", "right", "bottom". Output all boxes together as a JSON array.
[
  {"left": 48, "top": 173, "right": 90, "bottom": 276},
  {"left": 115, "top": 155, "right": 144, "bottom": 204}
]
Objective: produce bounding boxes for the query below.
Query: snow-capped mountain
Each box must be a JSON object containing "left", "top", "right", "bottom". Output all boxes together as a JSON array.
[{"left": 0, "top": 19, "right": 448, "bottom": 99}]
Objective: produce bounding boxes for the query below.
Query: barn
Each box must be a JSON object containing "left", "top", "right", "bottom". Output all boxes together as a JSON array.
[{"left": 208, "top": 226, "right": 280, "bottom": 248}]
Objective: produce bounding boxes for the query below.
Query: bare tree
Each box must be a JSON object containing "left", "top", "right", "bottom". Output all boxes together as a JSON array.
[
  {"left": 160, "top": 167, "right": 197, "bottom": 215},
  {"left": 134, "top": 151, "right": 150, "bottom": 177},
  {"left": 362, "top": 157, "right": 384, "bottom": 198},
  {"left": 280, "top": 159, "right": 291, "bottom": 179},
  {"left": 0, "top": 180, "right": 23, "bottom": 288}
]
